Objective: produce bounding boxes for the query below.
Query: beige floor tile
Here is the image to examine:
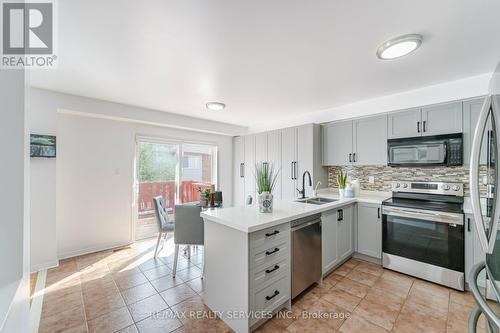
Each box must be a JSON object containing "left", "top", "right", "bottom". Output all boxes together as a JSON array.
[
  {"left": 292, "top": 290, "right": 319, "bottom": 311},
  {"left": 372, "top": 270, "right": 413, "bottom": 298},
  {"left": 345, "top": 269, "right": 380, "bottom": 286},
  {"left": 393, "top": 300, "right": 447, "bottom": 333},
  {"left": 128, "top": 294, "right": 168, "bottom": 322},
  {"left": 121, "top": 282, "right": 158, "bottom": 305},
  {"left": 363, "top": 287, "right": 406, "bottom": 311},
  {"left": 185, "top": 277, "right": 205, "bottom": 293},
  {"left": 87, "top": 306, "right": 134, "bottom": 333},
  {"left": 39, "top": 305, "right": 87, "bottom": 333},
  {"left": 115, "top": 272, "right": 149, "bottom": 290},
  {"left": 116, "top": 324, "right": 139, "bottom": 333},
  {"left": 150, "top": 274, "right": 185, "bottom": 293},
  {"left": 254, "top": 319, "right": 290, "bottom": 333},
  {"left": 353, "top": 261, "right": 384, "bottom": 276},
  {"left": 339, "top": 313, "right": 389, "bottom": 333},
  {"left": 335, "top": 277, "right": 370, "bottom": 298},
  {"left": 55, "top": 323, "right": 89, "bottom": 333},
  {"left": 134, "top": 309, "right": 183, "bottom": 333},
  {"left": 182, "top": 317, "right": 233, "bottom": 332},
  {"left": 84, "top": 290, "right": 126, "bottom": 320},
  {"left": 170, "top": 296, "right": 208, "bottom": 324},
  {"left": 41, "top": 289, "right": 83, "bottom": 318},
  {"left": 408, "top": 279, "right": 450, "bottom": 316},
  {"left": 321, "top": 287, "right": 362, "bottom": 311},
  {"left": 353, "top": 297, "right": 400, "bottom": 330},
  {"left": 138, "top": 258, "right": 166, "bottom": 272},
  {"left": 160, "top": 284, "right": 197, "bottom": 306},
  {"left": 334, "top": 263, "right": 354, "bottom": 277},
  {"left": 309, "top": 281, "right": 333, "bottom": 298},
  {"left": 174, "top": 266, "right": 202, "bottom": 281},
  {"left": 450, "top": 290, "right": 475, "bottom": 307},
  {"left": 142, "top": 265, "right": 172, "bottom": 281}
]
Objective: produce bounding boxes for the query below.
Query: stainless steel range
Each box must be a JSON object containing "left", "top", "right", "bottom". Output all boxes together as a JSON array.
[{"left": 382, "top": 181, "right": 465, "bottom": 290}]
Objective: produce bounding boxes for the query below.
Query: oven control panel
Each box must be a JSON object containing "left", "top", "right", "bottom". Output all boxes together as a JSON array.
[{"left": 392, "top": 181, "right": 463, "bottom": 197}]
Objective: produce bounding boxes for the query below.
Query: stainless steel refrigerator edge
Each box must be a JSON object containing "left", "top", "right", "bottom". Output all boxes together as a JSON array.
[{"left": 469, "top": 61, "right": 500, "bottom": 332}]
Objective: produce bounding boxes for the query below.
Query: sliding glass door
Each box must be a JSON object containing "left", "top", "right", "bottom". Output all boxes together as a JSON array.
[{"left": 135, "top": 139, "right": 217, "bottom": 240}]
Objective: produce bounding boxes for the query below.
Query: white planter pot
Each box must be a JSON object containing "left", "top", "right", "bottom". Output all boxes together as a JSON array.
[
  {"left": 258, "top": 191, "right": 273, "bottom": 213},
  {"left": 339, "top": 188, "right": 345, "bottom": 199}
]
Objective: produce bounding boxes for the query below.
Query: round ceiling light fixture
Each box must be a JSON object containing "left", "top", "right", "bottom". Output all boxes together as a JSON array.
[
  {"left": 206, "top": 102, "right": 226, "bottom": 111},
  {"left": 376, "top": 34, "right": 423, "bottom": 60}
]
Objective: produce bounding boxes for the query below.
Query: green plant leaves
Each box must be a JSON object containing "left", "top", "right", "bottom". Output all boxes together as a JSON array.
[{"left": 255, "top": 163, "right": 281, "bottom": 194}]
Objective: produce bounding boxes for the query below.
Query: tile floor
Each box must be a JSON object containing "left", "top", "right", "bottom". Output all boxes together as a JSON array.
[{"left": 37, "top": 236, "right": 485, "bottom": 333}]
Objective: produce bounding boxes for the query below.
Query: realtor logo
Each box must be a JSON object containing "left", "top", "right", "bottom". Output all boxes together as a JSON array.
[{"left": 1, "top": 0, "right": 56, "bottom": 68}]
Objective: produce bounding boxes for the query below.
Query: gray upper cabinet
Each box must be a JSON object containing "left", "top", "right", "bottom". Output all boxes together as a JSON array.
[
  {"left": 463, "top": 97, "right": 487, "bottom": 164},
  {"left": 244, "top": 135, "right": 256, "bottom": 201},
  {"left": 387, "top": 108, "right": 421, "bottom": 139},
  {"left": 255, "top": 133, "right": 268, "bottom": 166},
  {"left": 421, "top": 101, "right": 462, "bottom": 136},
  {"left": 357, "top": 203, "right": 382, "bottom": 259},
  {"left": 233, "top": 136, "right": 245, "bottom": 207},
  {"left": 322, "top": 121, "right": 353, "bottom": 166},
  {"left": 353, "top": 115, "right": 387, "bottom": 165},
  {"left": 267, "top": 130, "right": 282, "bottom": 199}
]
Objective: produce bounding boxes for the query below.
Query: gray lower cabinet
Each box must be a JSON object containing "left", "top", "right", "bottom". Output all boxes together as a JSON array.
[
  {"left": 356, "top": 203, "right": 382, "bottom": 259},
  {"left": 465, "top": 214, "right": 486, "bottom": 288},
  {"left": 421, "top": 101, "right": 463, "bottom": 136},
  {"left": 321, "top": 204, "right": 354, "bottom": 274},
  {"left": 387, "top": 108, "right": 421, "bottom": 139}
]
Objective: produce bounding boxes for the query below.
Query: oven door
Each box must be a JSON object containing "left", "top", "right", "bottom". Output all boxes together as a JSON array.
[
  {"left": 382, "top": 206, "right": 464, "bottom": 272},
  {"left": 388, "top": 139, "right": 447, "bottom": 166}
]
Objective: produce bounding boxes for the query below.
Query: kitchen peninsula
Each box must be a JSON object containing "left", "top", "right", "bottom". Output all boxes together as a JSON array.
[{"left": 200, "top": 191, "right": 389, "bottom": 333}]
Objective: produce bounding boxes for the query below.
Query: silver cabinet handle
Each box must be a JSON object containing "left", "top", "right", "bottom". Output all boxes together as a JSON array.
[
  {"left": 291, "top": 162, "right": 294, "bottom": 180},
  {"left": 240, "top": 163, "right": 244, "bottom": 178},
  {"left": 470, "top": 95, "right": 499, "bottom": 254}
]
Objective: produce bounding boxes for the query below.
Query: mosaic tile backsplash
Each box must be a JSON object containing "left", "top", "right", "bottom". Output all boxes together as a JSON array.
[{"left": 327, "top": 165, "right": 487, "bottom": 197}]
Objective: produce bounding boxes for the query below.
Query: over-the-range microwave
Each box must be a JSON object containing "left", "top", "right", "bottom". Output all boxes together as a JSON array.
[{"left": 387, "top": 133, "right": 463, "bottom": 167}]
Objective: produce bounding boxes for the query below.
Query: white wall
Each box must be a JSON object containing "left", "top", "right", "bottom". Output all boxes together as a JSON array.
[
  {"left": 29, "top": 87, "right": 236, "bottom": 263},
  {"left": 0, "top": 69, "right": 30, "bottom": 332}
]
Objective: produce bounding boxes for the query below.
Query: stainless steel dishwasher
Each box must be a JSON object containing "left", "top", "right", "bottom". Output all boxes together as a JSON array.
[{"left": 291, "top": 214, "right": 322, "bottom": 299}]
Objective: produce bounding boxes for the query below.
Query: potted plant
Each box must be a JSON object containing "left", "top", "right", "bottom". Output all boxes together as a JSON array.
[
  {"left": 198, "top": 188, "right": 211, "bottom": 208},
  {"left": 255, "top": 163, "right": 280, "bottom": 213},
  {"left": 336, "top": 169, "right": 348, "bottom": 199}
]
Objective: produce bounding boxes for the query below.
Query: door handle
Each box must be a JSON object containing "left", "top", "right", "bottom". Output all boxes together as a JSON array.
[
  {"left": 353, "top": 153, "right": 356, "bottom": 163},
  {"left": 291, "top": 162, "right": 294, "bottom": 180},
  {"left": 470, "top": 95, "right": 499, "bottom": 254},
  {"left": 423, "top": 120, "right": 427, "bottom": 132},
  {"left": 378, "top": 207, "right": 381, "bottom": 219},
  {"left": 349, "top": 153, "right": 352, "bottom": 163},
  {"left": 265, "top": 290, "right": 280, "bottom": 301},
  {"left": 265, "top": 230, "right": 279, "bottom": 237},
  {"left": 240, "top": 163, "right": 244, "bottom": 178},
  {"left": 265, "top": 248, "right": 280, "bottom": 256},
  {"left": 265, "top": 265, "right": 280, "bottom": 274},
  {"left": 337, "top": 209, "right": 343, "bottom": 221},
  {"left": 417, "top": 121, "right": 421, "bottom": 133},
  {"left": 293, "top": 161, "right": 297, "bottom": 180},
  {"left": 467, "top": 218, "right": 471, "bottom": 232}
]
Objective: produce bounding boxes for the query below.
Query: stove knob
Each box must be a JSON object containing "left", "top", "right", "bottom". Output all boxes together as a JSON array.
[
  {"left": 442, "top": 184, "right": 450, "bottom": 191},
  {"left": 402, "top": 183, "right": 408, "bottom": 188},
  {"left": 452, "top": 185, "right": 460, "bottom": 191}
]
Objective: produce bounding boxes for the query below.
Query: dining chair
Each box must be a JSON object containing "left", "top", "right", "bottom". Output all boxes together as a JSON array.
[
  {"left": 172, "top": 204, "right": 204, "bottom": 279},
  {"left": 153, "top": 196, "right": 175, "bottom": 258}
]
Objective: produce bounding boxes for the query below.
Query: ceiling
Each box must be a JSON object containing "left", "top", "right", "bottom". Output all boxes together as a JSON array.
[{"left": 30, "top": 0, "right": 500, "bottom": 128}]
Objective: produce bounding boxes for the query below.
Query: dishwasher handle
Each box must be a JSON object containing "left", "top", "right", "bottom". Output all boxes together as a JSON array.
[{"left": 291, "top": 219, "right": 321, "bottom": 231}]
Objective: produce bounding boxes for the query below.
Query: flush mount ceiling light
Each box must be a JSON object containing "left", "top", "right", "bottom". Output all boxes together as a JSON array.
[
  {"left": 206, "top": 102, "right": 226, "bottom": 111},
  {"left": 376, "top": 34, "right": 423, "bottom": 60}
]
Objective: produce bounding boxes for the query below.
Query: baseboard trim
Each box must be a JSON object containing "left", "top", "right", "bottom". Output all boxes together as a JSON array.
[
  {"left": 29, "top": 269, "right": 47, "bottom": 333},
  {"left": 58, "top": 240, "right": 134, "bottom": 260},
  {"left": 30, "top": 260, "right": 59, "bottom": 273},
  {"left": 353, "top": 252, "right": 382, "bottom": 265}
]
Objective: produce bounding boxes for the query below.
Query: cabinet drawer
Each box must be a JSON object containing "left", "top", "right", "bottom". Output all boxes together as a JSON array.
[
  {"left": 250, "top": 223, "right": 289, "bottom": 249},
  {"left": 250, "top": 257, "right": 289, "bottom": 290},
  {"left": 252, "top": 275, "right": 290, "bottom": 313},
  {"left": 250, "top": 223, "right": 290, "bottom": 248},
  {"left": 250, "top": 239, "right": 289, "bottom": 269}
]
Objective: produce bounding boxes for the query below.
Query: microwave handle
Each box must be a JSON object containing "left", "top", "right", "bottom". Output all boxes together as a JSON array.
[{"left": 443, "top": 142, "right": 448, "bottom": 164}]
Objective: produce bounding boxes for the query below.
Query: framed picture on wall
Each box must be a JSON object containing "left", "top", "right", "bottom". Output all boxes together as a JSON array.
[{"left": 30, "top": 134, "right": 56, "bottom": 158}]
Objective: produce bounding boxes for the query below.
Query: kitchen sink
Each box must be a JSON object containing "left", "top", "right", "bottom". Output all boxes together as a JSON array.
[{"left": 295, "top": 197, "right": 338, "bottom": 205}]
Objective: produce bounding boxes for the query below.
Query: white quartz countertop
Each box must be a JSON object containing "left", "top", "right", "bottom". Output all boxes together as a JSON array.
[{"left": 200, "top": 189, "right": 391, "bottom": 233}]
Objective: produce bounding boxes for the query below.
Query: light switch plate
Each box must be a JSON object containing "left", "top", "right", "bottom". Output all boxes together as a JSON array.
[{"left": 368, "top": 176, "right": 375, "bottom": 184}]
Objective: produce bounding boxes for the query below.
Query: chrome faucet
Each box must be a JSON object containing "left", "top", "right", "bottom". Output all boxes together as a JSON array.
[{"left": 297, "top": 171, "right": 312, "bottom": 199}]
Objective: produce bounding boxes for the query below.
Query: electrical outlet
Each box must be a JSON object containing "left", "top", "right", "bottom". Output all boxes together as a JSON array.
[{"left": 368, "top": 176, "right": 375, "bottom": 184}]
